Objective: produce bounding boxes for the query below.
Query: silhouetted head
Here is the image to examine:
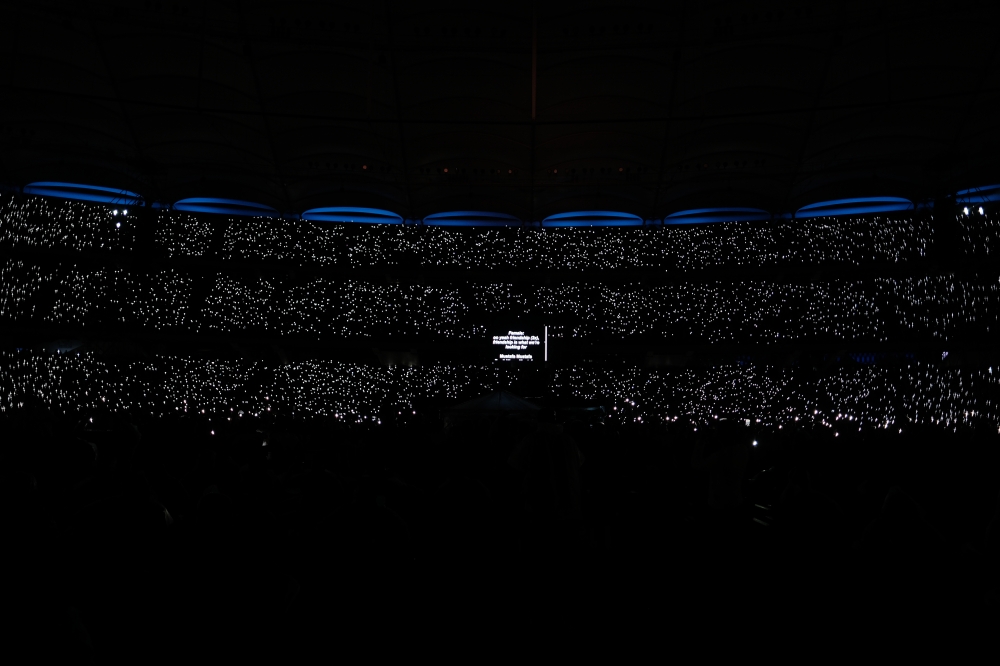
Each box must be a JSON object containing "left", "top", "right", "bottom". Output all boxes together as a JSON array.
[
  {"left": 705, "top": 418, "right": 751, "bottom": 454},
  {"left": 779, "top": 466, "right": 814, "bottom": 504},
  {"left": 881, "top": 486, "right": 924, "bottom": 525}
]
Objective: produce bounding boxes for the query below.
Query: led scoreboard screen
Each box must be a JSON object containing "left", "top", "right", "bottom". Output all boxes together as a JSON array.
[{"left": 491, "top": 326, "right": 547, "bottom": 362}]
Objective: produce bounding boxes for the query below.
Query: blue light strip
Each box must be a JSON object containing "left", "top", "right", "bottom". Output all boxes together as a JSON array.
[
  {"left": 424, "top": 211, "right": 522, "bottom": 227},
  {"left": 796, "top": 203, "right": 914, "bottom": 218},
  {"left": 796, "top": 197, "right": 913, "bottom": 219},
  {"left": 797, "top": 196, "right": 912, "bottom": 211},
  {"left": 11, "top": 182, "right": 989, "bottom": 225},
  {"left": 23, "top": 181, "right": 142, "bottom": 205},
  {"left": 955, "top": 185, "right": 1000, "bottom": 203},
  {"left": 664, "top": 208, "right": 771, "bottom": 225},
  {"left": 542, "top": 211, "right": 643, "bottom": 227},
  {"left": 302, "top": 207, "right": 403, "bottom": 224},
  {"left": 173, "top": 198, "right": 278, "bottom": 217},
  {"left": 423, "top": 219, "right": 521, "bottom": 227}
]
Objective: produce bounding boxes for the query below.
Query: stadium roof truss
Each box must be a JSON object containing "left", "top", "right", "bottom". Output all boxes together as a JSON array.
[{"left": 1, "top": 1, "right": 998, "bottom": 223}]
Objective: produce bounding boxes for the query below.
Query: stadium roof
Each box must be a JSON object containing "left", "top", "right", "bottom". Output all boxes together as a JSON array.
[{"left": 2, "top": 0, "right": 998, "bottom": 222}]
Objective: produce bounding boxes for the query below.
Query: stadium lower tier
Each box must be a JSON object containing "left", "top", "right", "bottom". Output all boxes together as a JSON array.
[{"left": 3, "top": 351, "right": 998, "bottom": 432}]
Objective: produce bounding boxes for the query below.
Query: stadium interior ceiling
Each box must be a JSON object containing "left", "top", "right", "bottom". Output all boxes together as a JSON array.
[{"left": 2, "top": 0, "right": 999, "bottom": 220}]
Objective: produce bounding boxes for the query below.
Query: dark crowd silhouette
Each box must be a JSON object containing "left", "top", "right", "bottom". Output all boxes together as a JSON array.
[{"left": 5, "top": 405, "right": 999, "bottom": 657}]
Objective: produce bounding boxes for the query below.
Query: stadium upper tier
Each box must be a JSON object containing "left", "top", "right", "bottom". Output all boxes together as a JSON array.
[
  {"left": 2, "top": 191, "right": 999, "bottom": 353},
  {"left": 2, "top": 191, "right": 998, "bottom": 272},
  {"left": 14, "top": 182, "right": 1000, "bottom": 221}
]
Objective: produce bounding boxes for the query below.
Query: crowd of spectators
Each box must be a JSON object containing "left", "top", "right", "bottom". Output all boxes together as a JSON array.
[
  {"left": 6, "top": 398, "right": 998, "bottom": 657},
  {"left": 3, "top": 194, "right": 997, "bottom": 346},
  {"left": 0, "top": 193, "right": 967, "bottom": 270},
  {"left": 7, "top": 194, "right": 999, "bottom": 275},
  {"left": 1, "top": 197, "right": 996, "bottom": 346},
  {"left": 0, "top": 195, "right": 135, "bottom": 253},
  {"left": 3, "top": 261, "right": 999, "bottom": 344},
  {"left": 215, "top": 213, "right": 935, "bottom": 271},
  {"left": 3, "top": 351, "right": 998, "bottom": 433},
  {"left": 958, "top": 208, "right": 1000, "bottom": 257},
  {"left": 4, "top": 194, "right": 999, "bottom": 653}
]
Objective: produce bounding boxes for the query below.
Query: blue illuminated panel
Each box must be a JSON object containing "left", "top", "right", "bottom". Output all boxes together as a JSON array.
[
  {"left": 302, "top": 207, "right": 403, "bottom": 224},
  {"left": 23, "top": 182, "right": 142, "bottom": 205},
  {"left": 172, "top": 198, "right": 279, "bottom": 217},
  {"left": 664, "top": 208, "right": 771, "bottom": 225},
  {"left": 542, "top": 211, "right": 643, "bottom": 227},
  {"left": 796, "top": 197, "right": 913, "bottom": 219},
  {"left": 13, "top": 184, "right": 994, "bottom": 228},
  {"left": 955, "top": 185, "right": 1000, "bottom": 203},
  {"left": 424, "top": 211, "right": 521, "bottom": 227}
]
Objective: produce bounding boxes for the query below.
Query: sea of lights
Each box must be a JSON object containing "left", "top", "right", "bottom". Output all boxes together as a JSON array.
[
  {"left": 3, "top": 258, "right": 999, "bottom": 343},
  {"left": 2, "top": 351, "right": 998, "bottom": 433},
  {"left": 0, "top": 195, "right": 135, "bottom": 253},
  {"left": 2, "top": 193, "right": 999, "bottom": 373},
  {"left": 957, "top": 209, "right": 1000, "bottom": 257},
  {"left": 2, "top": 194, "right": 954, "bottom": 271},
  {"left": 210, "top": 214, "right": 936, "bottom": 271},
  {"left": 155, "top": 211, "right": 214, "bottom": 257}
]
